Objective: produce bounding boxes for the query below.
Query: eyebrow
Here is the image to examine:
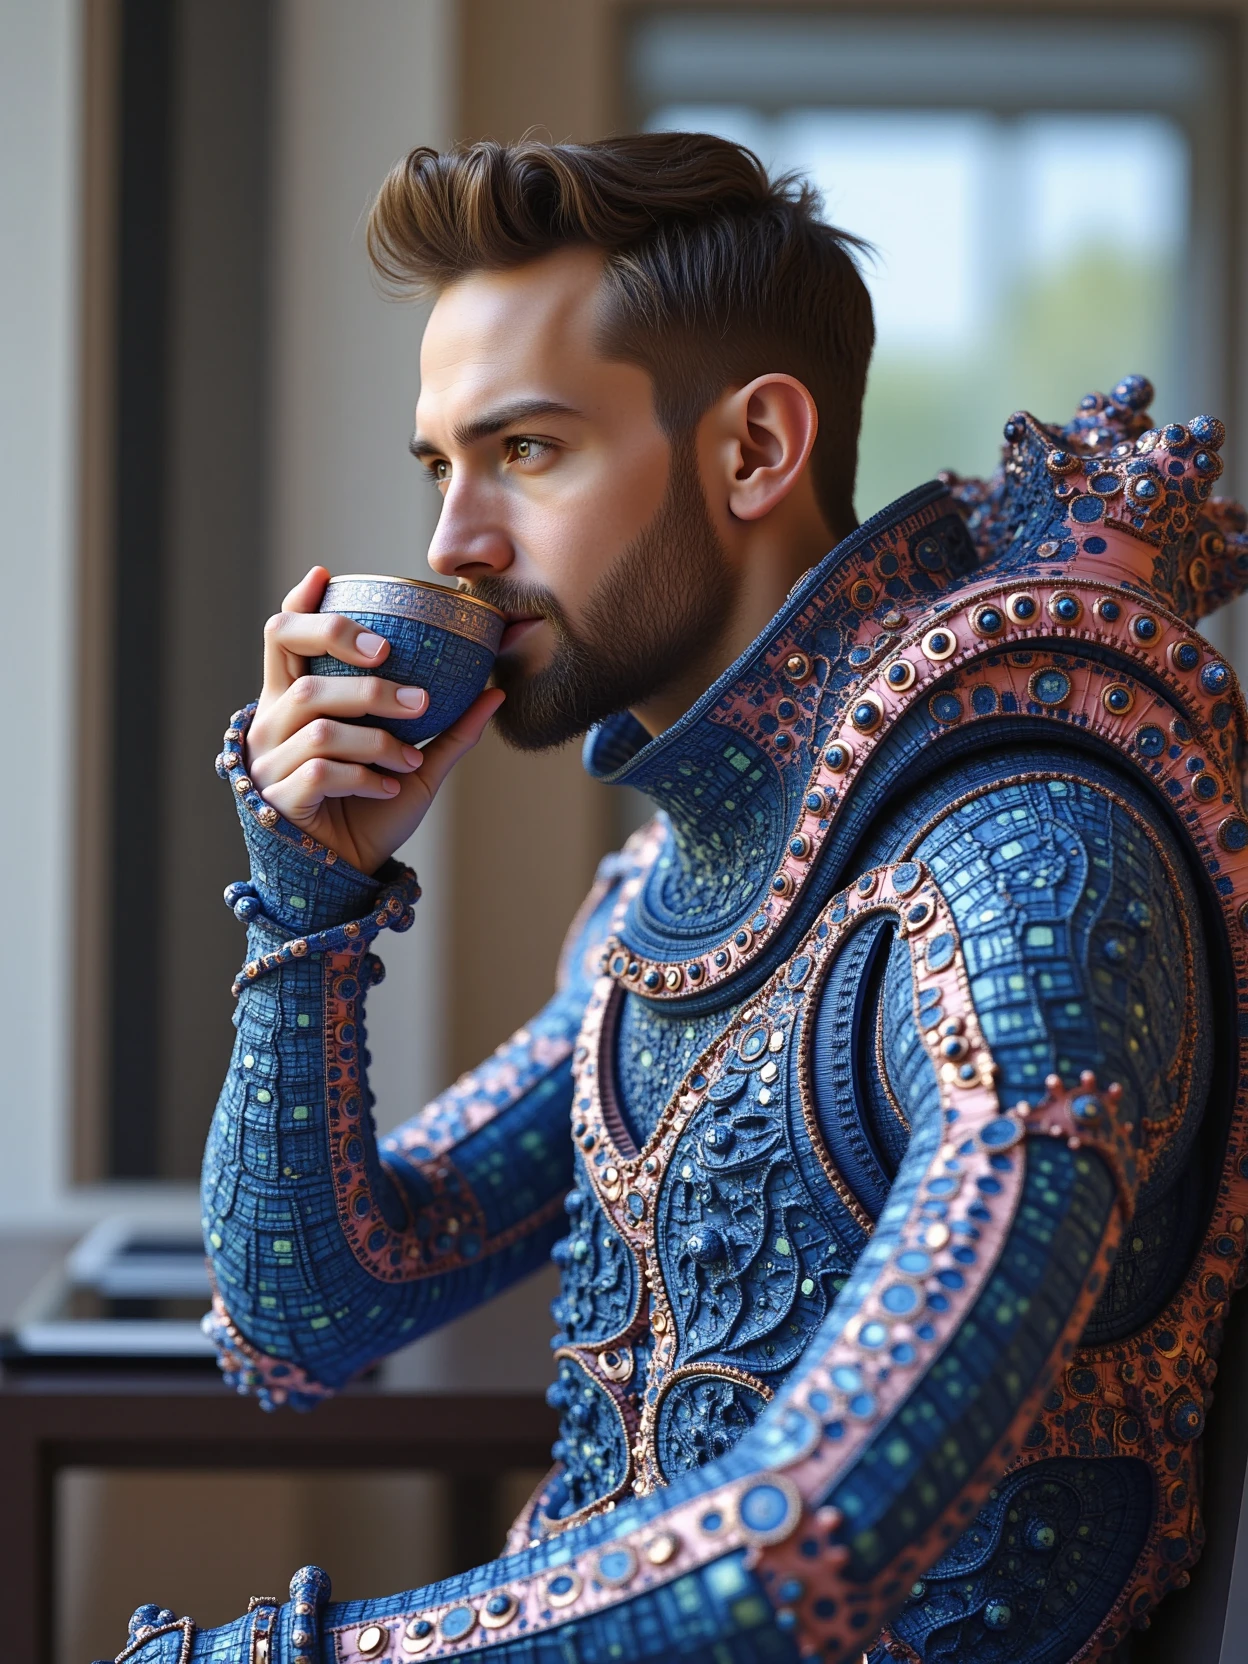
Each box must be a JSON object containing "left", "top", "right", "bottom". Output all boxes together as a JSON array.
[{"left": 409, "top": 398, "right": 582, "bottom": 459}]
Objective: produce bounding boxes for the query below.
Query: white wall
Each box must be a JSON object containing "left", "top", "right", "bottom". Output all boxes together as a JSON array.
[
  {"left": 268, "top": 0, "right": 454, "bottom": 1130},
  {"left": 0, "top": 0, "right": 80, "bottom": 1223}
]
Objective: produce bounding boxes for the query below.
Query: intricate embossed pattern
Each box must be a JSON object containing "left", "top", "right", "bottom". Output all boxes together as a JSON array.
[{"left": 121, "top": 381, "right": 1248, "bottom": 1664}]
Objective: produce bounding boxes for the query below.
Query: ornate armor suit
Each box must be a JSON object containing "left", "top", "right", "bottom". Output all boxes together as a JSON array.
[{"left": 116, "top": 377, "right": 1248, "bottom": 1664}]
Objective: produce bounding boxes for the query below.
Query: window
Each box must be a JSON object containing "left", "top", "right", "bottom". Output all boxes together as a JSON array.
[{"left": 630, "top": 10, "right": 1233, "bottom": 520}]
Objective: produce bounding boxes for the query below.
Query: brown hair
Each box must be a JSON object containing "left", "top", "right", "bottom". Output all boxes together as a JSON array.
[{"left": 368, "top": 132, "right": 874, "bottom": 532}]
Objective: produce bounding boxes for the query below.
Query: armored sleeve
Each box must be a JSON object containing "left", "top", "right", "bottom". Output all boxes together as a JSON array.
[{"left": 200, "top": 703, "right": 620, "bottom": 1408}]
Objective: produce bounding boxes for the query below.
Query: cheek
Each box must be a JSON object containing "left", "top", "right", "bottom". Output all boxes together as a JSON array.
[{"left": 517, "top": 440, "right": 670, "bottom": 618}]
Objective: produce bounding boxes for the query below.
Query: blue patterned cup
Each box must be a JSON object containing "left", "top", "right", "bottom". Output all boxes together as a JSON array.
[{"left": 310, "top": 574, "right": 506, "bottom": 744}]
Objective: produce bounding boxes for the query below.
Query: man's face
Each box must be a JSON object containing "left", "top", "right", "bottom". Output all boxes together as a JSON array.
[{"left": 413, "top": 246, "right": 734, "bottom": 748}]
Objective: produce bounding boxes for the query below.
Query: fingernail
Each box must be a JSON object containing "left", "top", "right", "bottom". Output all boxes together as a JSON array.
[
  {"left": 401, "top": 745, "right": 423, "bottom": 766},
  {"left": 356, "top": 631, "right": 386, "bottom": 657},
  {"left": 382, "top": 777, "right": 401, "bottom": 794},
  {"left": 395, "top": 686, "right": 427, "bottom": 710}
]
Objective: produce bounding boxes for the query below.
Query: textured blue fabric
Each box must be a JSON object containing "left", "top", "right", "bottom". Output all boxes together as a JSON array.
[{"left": 117, "top": 381, "right": 1248, "bottom": 1662}]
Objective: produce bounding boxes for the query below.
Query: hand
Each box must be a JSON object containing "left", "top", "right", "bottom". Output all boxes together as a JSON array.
[{"left": 245, "top": 566, "right": 504, "bottom": 873}]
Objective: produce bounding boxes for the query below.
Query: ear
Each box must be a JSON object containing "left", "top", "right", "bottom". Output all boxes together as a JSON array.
[{"left": 717, "top": 374, "right": 820, "bottom": 522}]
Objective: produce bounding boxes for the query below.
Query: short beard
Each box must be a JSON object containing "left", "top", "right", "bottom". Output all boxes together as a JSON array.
[{"left": 466, "top": 435, "right": 736, "bottom": 751}]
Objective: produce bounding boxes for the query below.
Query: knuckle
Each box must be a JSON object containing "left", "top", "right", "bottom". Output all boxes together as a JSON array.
[
  {"left": 264, "top": 611, "right": 290, "bottom": 639},
  {"left": 305, "top": 716, "right": 335, "bottom": 749},
  {"left": 302, "top": 757, "right": 330, "bottom": 789},
  {"left": 289, "top": 675, "right": 318, "bottom": 707}
]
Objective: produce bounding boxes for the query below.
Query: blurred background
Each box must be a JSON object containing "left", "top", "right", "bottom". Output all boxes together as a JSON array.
[{"left": 3, "top": 1, "right": 1247, "bottom": 1658}]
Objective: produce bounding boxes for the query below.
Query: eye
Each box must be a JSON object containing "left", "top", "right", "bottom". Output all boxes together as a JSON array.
[
  {"left": 425, "top": 458, "right": 451, "bottom": 486},
  {"left": 505, "top": 435, "right": 551, "bottom": 465}
]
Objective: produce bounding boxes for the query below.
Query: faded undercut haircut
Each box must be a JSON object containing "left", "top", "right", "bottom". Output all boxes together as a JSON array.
[{"left": 367, "top": 132, "right": 875, "bottom": 534}]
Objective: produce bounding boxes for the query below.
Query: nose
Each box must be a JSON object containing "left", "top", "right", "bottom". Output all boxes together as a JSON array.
[{"left": 426, "top": 481, "right": 515, "bottom": 582}]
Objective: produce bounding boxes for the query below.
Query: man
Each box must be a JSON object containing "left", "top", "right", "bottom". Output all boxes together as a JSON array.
[{"left": 118, "top": 134, "right": 1248, "bottom": 1664}]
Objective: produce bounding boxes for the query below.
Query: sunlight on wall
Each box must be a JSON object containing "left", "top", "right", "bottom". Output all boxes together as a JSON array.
[{"left": 649, "top": 105, "right": 1187, "bottom": 522}]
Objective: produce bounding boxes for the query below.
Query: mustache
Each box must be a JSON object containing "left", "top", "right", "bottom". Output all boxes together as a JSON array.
[{"left": 459, "top": 577, "right": 567, "bottom": 627}]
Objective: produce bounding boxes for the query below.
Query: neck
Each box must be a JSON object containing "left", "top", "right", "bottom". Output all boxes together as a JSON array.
[{"left": 629, "top": 513, "right": 838, "bottom": 738}]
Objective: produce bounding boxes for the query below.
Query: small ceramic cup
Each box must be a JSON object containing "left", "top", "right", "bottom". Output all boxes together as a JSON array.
[{"left": 310, "top": 574, "right": 506, "bottom": 744}]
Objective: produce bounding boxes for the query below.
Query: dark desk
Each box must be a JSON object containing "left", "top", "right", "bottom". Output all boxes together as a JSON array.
[{"left": 0, "top": 1369, "right": 554, "bottom": 1664}]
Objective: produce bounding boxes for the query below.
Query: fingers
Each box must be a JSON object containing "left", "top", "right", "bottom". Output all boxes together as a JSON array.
[
  {"left": 282, "top": 566, "right": 330, "bottom": 613},
  {"left": 249, "top": 715, "right": 423, "bottom": 793},
  {"left": 260, "top": 756, "right": 404, "bottom": 822},
  {"left": 253, "top": 673, "right": 429, "bottom": 751},
  {"left": 261, "top": 606, "right": 394, "bottom": 703},
  {"left": 412, "top": 687, "right": 506, "bottom": 801}
]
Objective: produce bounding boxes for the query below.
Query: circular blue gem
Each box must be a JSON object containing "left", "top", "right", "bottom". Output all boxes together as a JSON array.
[
  {"left": 825, "top": 744, "right": 848, "bottom": 768},
  {"left": 739, "top": 1483, "right": 791, "bottom": 1534},
  {"left": 1195, "top": 451, "right": 1217, "bottom": 472},
  {"left": 1132, "top": 615, "right": 1158, "bottom": 641},
  {"left": 485, "top": 1596, "right": 511, "bottom": 1617},
  {"left": 1053, "top": 596, "right": 1080, "bottom": 620},
  {"left": 805, "top": 791, "right": 825, "bottom": 812},
  {"left": 832, "top": 1364, "right": 862, "bottom": 1392},
  {"left": 687, "top": 1227, "right": 724, "bottom": 1264},
  {"left": 1071, "top": 1094, "right": 1101, "bottom": 1123},
  {"left": 1222, "top": 819, "right": 1248, "bottom": 852},
  {"left": 1103, "top": 938, "right": 1128, "bottom": 963},
  {"left": 778, "top": 1579, "right": 805, "bottom": 1604},
  {"left": 881, "top": 1282, "right": 920, "bottom": 1314},
  {"left": 1163, "top": 423, "right": 1187, "bottom": 444},
  {"left": 926, "top": 932, "right": 955, "bottom": 972},
  {"left": 984, "top": 1601, "right": 1013, "bottom": 1630},
  {"left": 701, "top": 1510, "right": 722, "bottom": 1532},
  {"left": 971, "top": 684, "right": 997, "bottom": 715},
  {"left": 859, "top": 1322, "right": 888, "bottom": 1349},
  {"left": 1174, "top": 642, "right": 1201, "bottom": 671},
  {"left": 980, "top": 1117, "right": 1020, "bottom": 1148},
  {"left": 848, "top": 645, "right": 873, "bottom": 667},
  {"left": 1003, "top": 417, "right": 1025, "bottom": 442},
  {"left": 1193, "top": 774, "right": 1219, "bottom": 800},
  {"left": 849, "top": 1391, "right": 878, "bottom": 1417},
  {"left": 977, "top": 607, "right": 1002, "bottom": 632},
  {"left": 1012, "top": 595, "right": 1037, "bottom": 619},
  {"left": 1031, "top": 669, "right": 1070, "bottom": 705},
  {"left": 1202, "top": 662, "right": 1231, "bottom": 694},
  {"left": 1098, "top": 598, "right": 1121, "bottom": 620},
  {"left": 887, "top": 663, "right": 908, "bottom": 685},
  {"left": 1089, "top": 474, "right": 1119, "bottom": 495},
  {"left": 930, "top": 692, "right": 963, "bottom": 725},
  {"left": 598, "top": 1550, "right": 632, "bottom": 1583},
  {"left": 1169, "top": 1397, "right": 1204, "bottom": 1441},
  {"left": 853, "top": 702, "right": 877, "bottom": 727},
  {"left": 891, "top": 1342, "right": 917, "bottom": 1364},
  {"left": 1135, "top": 724, "right": 1166, "bottom": 758},
  {"left": 897, "top": 1250, "right": 931, "bottom": 1275},
  {"left": 642, "top": 969, "right": 661, "bottom": 990},
  {"left": 1071, "top": 494, "right": 1103, "bottom": 522},
  {"left": 1083, "top": 535, "right": 1107, "bottom": 554},
  {"left": 442, "top": 1606, "right": 475, "bottom": 1639},
  {"left": 774, "top": 731, "right": 791, "bottom": 750},
  {"left": 1105, "top": 686, "right": 1131, "bottom": 712},
  {"left": 1133, "top": 477, "right": 1160, "bottom": 500}
]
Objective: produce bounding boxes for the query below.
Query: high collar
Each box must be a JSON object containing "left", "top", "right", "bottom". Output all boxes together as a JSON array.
[
  {"left": 583, "top": 479, "right": 977, "bottom": 962},
  {"left": 582, "top": 372, "right": 1246, "bottom": 1005}
]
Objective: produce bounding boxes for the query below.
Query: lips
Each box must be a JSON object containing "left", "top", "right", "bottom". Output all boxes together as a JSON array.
[{"left": 499, "top": 616, "right": 543, "bottom": 653}]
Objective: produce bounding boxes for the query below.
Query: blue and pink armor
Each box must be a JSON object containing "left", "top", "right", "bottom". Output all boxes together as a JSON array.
[{"left": 116, "top": 377, "right": 1248, "bottom": 1664}]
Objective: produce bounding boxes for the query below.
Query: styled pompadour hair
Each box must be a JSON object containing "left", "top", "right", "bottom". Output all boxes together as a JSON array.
[{"left": 367, "top": 132, "right": 874, "bottom": 532}]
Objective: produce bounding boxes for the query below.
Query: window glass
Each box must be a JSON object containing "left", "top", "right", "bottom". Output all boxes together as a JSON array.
[{"left": 647, "top": 103, "right": 1188, "bottom": 519}]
